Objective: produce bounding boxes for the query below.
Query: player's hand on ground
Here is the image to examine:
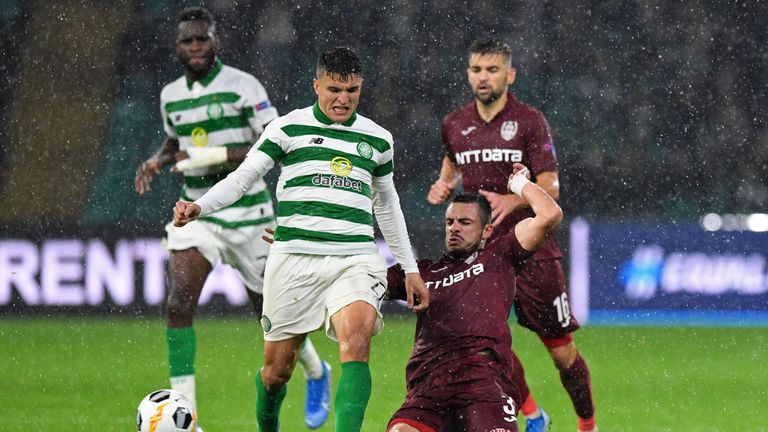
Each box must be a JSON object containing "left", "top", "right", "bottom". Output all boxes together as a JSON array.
[
  {"left": 261, "top": 226, "right": 275, "bottom": 244},
  {"left": 404, "top": 272, "right": 429, "bottom": 312},
  {"left": 427, "top": 179, "right": 455, "bottom": 205},
  {"left": 478, "top": 189, "right": 522, "bottom": 227},
  {"left": 173, "top": 201, "right": 201, "bottom": 227},
  {"left": 134, "top": 159, "right": 162, "bottom": 195}
]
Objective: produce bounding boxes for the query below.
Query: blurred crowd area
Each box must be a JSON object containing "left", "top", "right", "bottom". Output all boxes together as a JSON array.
[{"left": 0, "top": 0, "right": 766, "bottom": 235}]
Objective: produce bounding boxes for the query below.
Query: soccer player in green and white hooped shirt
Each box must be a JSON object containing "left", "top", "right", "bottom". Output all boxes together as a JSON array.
[
  {"left": 134, "top": 6, "right": 331, "bottom": 430},
  {"left": 173, "top": 47, "right": 430, "bottom": 432}
]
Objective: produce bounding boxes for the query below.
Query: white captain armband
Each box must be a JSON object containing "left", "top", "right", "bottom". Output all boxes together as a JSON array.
[{"left": 174, "top": 147, "right": 228, "bottom": 171}]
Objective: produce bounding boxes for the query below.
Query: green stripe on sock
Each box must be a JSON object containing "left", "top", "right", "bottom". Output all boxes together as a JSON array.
[
  {"left": 255, "top": 371, "right": 286, "bottom": 432},
  {"left": 166, "top": 327, "right": 195, "bottom": 377},
  {"left": 335, "top": 361, "right": 371, "bottom": 432}
]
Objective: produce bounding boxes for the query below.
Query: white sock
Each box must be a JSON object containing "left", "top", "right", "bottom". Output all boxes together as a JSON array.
[
  {"left": 299, "top": 337, "right": 324, "bottom": 380},
  {"left": 170, "top": 374, "right": 198, "bottom": 412}
]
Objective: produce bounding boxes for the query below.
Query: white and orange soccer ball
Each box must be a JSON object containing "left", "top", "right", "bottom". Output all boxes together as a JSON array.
[{"left": 136, "top": 389, "right": 197, "bottom": 432}]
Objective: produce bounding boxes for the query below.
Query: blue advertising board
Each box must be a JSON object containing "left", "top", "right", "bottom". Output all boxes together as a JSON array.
[{"left": 569, "top": 219, "right": 768, "bottom": 326}]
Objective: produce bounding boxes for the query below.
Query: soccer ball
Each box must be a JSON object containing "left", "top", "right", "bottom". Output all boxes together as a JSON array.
[{"left": 136, "top": 389, "right": 197, "bottom": 432}]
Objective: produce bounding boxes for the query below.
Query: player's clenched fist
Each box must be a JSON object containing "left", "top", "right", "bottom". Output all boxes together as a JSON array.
[
  {"left": 427, "top": 179, "right": 455, "bottom": 205},
  {"left": 173, "top": 201, "right": 201, "bottom": 227}
]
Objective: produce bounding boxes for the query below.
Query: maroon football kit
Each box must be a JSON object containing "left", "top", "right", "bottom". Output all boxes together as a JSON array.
[
  {"left": 386, "top": 233, "right": 533, "bottom": 432},
  {"left": 442, "top": 93, "right": 579, "bottom": 339}
]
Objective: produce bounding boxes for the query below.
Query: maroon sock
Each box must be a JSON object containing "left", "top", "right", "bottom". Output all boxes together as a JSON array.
[
  {"left": 560, "top": 353, "right": 595, "bottom": 419},
  {"left": 510, "top": 350, "right": 532, "bottom": 412}
]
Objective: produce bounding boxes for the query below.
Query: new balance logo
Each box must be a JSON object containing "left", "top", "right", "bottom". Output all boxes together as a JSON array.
[
  {"left": 461, "top": 126, "right": 477, "bottom": 136},
  {"left": 309, "top": 137, "right": 324, "bottom": 145}
]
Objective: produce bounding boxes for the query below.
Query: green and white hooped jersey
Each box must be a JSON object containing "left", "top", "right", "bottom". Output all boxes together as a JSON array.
[
  {"left": 160, "top": 60, "right": 278, "bottom": 228},
  {"left": 254, "top": 103, "right": 395, "bottom": 255}
]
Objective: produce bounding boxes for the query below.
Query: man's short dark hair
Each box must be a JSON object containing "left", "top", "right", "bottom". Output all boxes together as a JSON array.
[
  {"left": 452, "top": 193, "right": 493, "bottom": 226},
  {"left": 178, "top": 5, "right": 216, "bottom": 30},
  {"left": 317, "top": 47, "right": 363, "bottom": 80},
  {"left": 468, "top": 37, "right": 512, "bottom": 63}
]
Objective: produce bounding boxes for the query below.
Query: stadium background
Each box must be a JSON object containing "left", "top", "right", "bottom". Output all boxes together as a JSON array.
[
  {"left": 2, "top": 0, "right": 766, "bottom": 234},
  {"left": 1, "top": 1, "right": 767, "bottom": 431}
]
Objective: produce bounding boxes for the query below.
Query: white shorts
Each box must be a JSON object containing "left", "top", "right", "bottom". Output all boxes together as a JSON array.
[
  {"left": 260, "top": 253, "right": 387, "bottom": 342},
  {"left": 163, "top": 219, "right": 274, "bottom": 293}
]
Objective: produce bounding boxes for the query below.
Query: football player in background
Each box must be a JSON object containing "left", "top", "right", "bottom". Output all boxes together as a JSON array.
[
  {"left": 134, "top": 6, "right": 330, "bottom": 430},
  {"left": 427, "top": 37, "right": 597, "bottom": 432}
]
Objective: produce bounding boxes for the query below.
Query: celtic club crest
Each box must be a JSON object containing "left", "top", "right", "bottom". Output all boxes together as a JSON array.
[
  {"left": 357, "top": 141, "right": 373, "bottom": 159},
  {"left": 207, "top": 102, "right": 224, "bottom": 120}
]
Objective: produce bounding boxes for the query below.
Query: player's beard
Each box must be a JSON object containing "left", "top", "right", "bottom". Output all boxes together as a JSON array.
[
  {"left": 446, "top": 241, "right": 481, "bottom": 260},
  {"left": 182, "top": 53, "right": 216, "bottom": 81},
  {"left": 474, "top": 88, "right": 504, "bottom": 106}
]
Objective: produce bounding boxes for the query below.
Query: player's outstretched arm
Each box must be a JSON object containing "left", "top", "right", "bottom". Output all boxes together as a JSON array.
[
  {"left": 173, "top": 201, "right": 201, "bottom": 227},
  {"left": 191, "top": 149, "right": 275, "bottom": 217},
  {"left": 508, "top": 163, "right": 563, "bottom": 252},
  {"left": 135, "top": 137, "right": 179, "bottom": 195},
  {"left": 372, "top": 173, "right": 424, "bottom": 310}
]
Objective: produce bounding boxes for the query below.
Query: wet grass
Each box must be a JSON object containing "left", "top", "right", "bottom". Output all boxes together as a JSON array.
[{"left": 0, "top": 317, "right": 766, "bottom": 431}]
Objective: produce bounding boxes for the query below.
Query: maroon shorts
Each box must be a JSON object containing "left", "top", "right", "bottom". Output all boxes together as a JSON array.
[
  {"left": 388, "top": 358, "right": 520, "bottom": 432},
  {"left": 514, "top": 259, "right": 580, "bottom": 339}
]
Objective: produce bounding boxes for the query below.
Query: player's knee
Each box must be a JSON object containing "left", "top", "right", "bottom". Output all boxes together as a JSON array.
[
  {"left": 165, "top": 296, "right": 195, "bottom": 324},
  {"left": 549, "top": 343, "right": 578, "bottom": 370},
  {"left": 260, "top": 365, "right": 293, "bottom": 390},
  {"left": 338, "top": 332, "right": 372, "bottom": 361}
]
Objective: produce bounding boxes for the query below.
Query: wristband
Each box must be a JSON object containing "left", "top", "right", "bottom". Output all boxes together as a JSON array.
[
  {"left": 174, "top": 147, "right": 228, "bottom": 171},
  {"left": 508, "top": 172, "right": 531, "bottom": 196}
]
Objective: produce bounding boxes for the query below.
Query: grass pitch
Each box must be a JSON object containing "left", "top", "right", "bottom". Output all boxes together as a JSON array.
[{"left": 0, "top": 316, "right": 766, "bottom": 431}]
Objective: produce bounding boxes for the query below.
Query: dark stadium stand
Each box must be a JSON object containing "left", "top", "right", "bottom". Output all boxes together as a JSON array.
[
  {"left": 0, "top": 3, "right": 130, "bottom": 224},
  {"left": 0, "top": 0, "right": 765, "bottom": 230},
  {"left": 0, "top": 0, "right": 28, "bottom": 200},
  {"left": 80, "top": 76, "right": 178, "bottom": 227}
]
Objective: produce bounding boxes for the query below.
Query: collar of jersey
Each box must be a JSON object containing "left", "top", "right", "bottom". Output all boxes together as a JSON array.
[
  {"left": 473, "top": 91, "right": 516, "bottom": 123},
  {"left": 186, "top": 59, "right": 223, "bottom": 90},
  {"left": 313, "top": 101, "right": 357, "bottom": 126}
]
